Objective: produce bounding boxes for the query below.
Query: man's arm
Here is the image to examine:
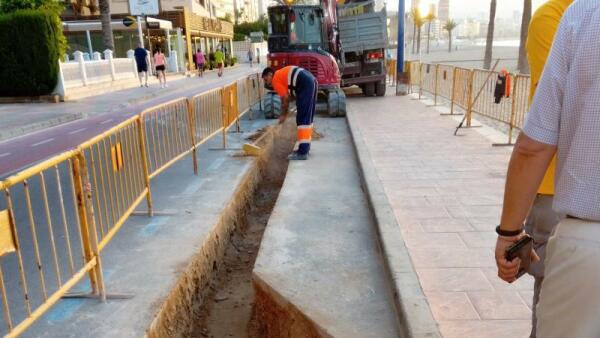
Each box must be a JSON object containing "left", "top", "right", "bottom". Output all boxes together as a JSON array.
[
  {"left": 496, "top": 14, "right": 571, "bottom": 282},
  {"left": 279, "top": 94, "right": 290, "bottom": 124}
]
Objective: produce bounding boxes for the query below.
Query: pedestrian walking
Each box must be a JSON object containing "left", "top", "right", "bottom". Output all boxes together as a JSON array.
[
  {"left": 248, "top": 48, "right": 254, "bottom": 67},
  {"left": 522, "top": 1, "right": 572, "bottom": 337},
  {"left": 495, "top": 1, "right": 600, "bottom": 337},
  {"left": 134, "top": 43, "right": 149, "bottom": 87},
  {"left": 262, "top": 66, "right": 317, "bottom": 161},
  {"left": 195, "top": 49, "right": 205, "bottom": 77},
  {"left": 154, "top": 48, "right": 168, "bottom": 88},
  {"left": 214, "top": 48, "right": 225, "bottom": 77}
]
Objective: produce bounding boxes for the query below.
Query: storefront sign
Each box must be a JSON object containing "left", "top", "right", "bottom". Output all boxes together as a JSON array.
[{"left": 129, "top": 0, "right": 159, "bottom": 16}]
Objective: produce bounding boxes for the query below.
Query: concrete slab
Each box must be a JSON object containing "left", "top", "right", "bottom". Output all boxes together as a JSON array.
[
  {"left": 253, "top": 117, "right": 401, "bottom": 338},
  {"left": 22, "top": 115, "right": 276, "bottom": 338},
  {"left": 347, "top": 92, "right": 534, "bottom": 337}
]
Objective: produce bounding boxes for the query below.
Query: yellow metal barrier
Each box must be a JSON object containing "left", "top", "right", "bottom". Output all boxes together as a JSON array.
[
  {"left": 78, "top": 117, "right": 150, "bottom": 250},
  {"left": 139, "top": 98, "right": 196, "bottom": 180},
  {"left": 0, "top": 72, "right": 265, "bottom": 337},
  {"left": 412, "top": 62, "right": 532, "bottom": 144},
  {"left": 0, "top": 151, "right": 104, "bottom": 338}
]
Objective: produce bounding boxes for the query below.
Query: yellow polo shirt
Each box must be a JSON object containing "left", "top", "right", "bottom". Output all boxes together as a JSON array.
[{"left": 526, "top": 0, "right": 573, "bottom": 195}]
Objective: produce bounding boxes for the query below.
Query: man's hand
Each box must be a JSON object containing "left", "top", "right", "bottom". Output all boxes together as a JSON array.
[
  {"left": 278, "top": 113, "right": 288, "bottom": 124},
  {"left": 494, "top": 232, "right": 540, "bottom": 283}
]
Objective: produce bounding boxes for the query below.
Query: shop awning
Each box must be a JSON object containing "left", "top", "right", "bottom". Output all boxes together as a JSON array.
[{"left": 62, "top": 17, "right": 173, "bottom": 32}]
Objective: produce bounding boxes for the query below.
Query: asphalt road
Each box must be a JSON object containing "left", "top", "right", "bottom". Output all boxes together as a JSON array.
[{"left": 0, "top": 65, "right": 259, "bottom": 179}]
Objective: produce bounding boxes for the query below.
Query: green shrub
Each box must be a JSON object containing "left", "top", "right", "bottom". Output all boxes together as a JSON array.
[
  {"left": 0, "top": 9, "right": 66, "bottom": 96},
  {"left": 231, "top": 57, "right": 237, "bottom": 66}
]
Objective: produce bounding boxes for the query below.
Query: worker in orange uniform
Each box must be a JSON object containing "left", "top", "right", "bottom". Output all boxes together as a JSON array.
[
  {"left": 524, "top": 1, "right": 572, "bottom": 337},
  {"left": 262, "top": 66, "right": 318, "bottom": 160}
]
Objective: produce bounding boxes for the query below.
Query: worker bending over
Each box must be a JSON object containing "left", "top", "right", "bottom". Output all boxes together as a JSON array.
[{"left": 262, "top": 66, "right": 318, "bottom": 160}]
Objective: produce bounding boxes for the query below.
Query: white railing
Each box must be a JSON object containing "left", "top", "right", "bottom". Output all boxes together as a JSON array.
[{"left": 58, "top": 50, "right": 137, "bottom": 90}]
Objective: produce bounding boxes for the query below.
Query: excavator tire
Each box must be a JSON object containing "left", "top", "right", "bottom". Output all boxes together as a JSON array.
[{"left": 263, "top": 92, "right": 282, "bottom": 119}]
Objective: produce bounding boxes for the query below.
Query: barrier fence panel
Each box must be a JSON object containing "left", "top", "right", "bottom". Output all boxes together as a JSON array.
[
  {"left": 470, "top": 69, "right": 514, "bottom": 126},
  {"left": 420, "top": 63, "right": 436, "bottom": 97},
  {"left": 436, "top": 64, "right": 455, "bottom": 103},
  {"left": 78, "top": 117, "right": 150, "bottom": 250},
  {"left": 191, "top": 87, "right": 224, "bottom": 150},
  {"left": 0, "top": 151, "right": 103, "bottom": 338},
  {"left": 247, "top": 74, "right": 261, "bottom": 111},
  {"left": 222, "top": 83, "right": 240, "bottom": 132},
  {"left": 512, "top": 74, "right": 531, "bottom": 130},
  {"left": 139, "top": 98, "right": 195, "bottom": 180},
  {"left": 237, "top": 78, "right": 251, "bottom": 117},
  {"left": 408, "top": 61, "right": 421, "bottom": 94},
  {"left": 451, "top": 67, "right": 473, "bottom": 115}
]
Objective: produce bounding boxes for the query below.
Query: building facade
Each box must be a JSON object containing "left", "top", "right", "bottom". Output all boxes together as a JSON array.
[
  {"left": 438, "top": 0, "right": 449, "bottom": 22},
  {"left": 62, "top": 0, "right": 234, "bottom": 70}
]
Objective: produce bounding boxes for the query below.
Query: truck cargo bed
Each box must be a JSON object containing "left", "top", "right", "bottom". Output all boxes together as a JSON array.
[{"left": 338, "top": 11, "right": 387, "bottom": 53}]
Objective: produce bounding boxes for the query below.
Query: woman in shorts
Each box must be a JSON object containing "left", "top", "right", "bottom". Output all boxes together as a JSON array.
[
  {"left": 195, "top": 49, "right": 205, "bottom": 77},
  {"left": 154, "top": 48, "right": 168, "bottom": 88}
]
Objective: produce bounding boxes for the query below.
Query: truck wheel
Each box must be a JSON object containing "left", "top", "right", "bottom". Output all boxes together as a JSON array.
[
  {"left": 375, "top": 82, "right": 386, "bottom": 97},
  {"left": 263, "top": 93, "right": 281, "bottom": 119},
  {"left": 364, "top": 83, "right": 375, "bottom": 97}
]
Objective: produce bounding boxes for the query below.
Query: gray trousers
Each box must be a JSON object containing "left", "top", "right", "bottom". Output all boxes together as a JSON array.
[{"left": 524, "top": 195, "right": 561, "bottom": 338}]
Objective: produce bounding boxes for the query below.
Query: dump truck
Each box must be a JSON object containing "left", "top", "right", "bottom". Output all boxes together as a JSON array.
[{"left": 263, "top": 0, "right": 388, "bottom": 118}]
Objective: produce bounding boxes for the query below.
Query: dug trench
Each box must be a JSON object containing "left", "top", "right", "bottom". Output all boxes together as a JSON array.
[{"left": 145, "top": 117, "right": 296, "bottom": 338}]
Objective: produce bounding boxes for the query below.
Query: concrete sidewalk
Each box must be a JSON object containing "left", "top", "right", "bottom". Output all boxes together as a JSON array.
[
  {"left": 0, "top": 65, "right": 254, "bottom": 142},
  {"left": 347, "top": 93, "right": 534, "bottom": 337}
]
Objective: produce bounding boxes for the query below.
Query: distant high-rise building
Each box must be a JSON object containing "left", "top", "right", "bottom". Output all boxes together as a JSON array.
[
  {"left": 438, "top": 0, "right": 449, "bottom": 21},
  {"left": 411, "top": 0, "right": 420, "bottom": 11}
]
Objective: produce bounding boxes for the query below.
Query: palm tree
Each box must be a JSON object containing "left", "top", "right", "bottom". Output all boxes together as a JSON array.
[
  {"left": 98, "top": 0, "right": 114, "bottom": 51},
  {"left": 410, "top": 8, "right": 421, "bottom": 54},
  {"left": 425, "top": 12, "right": 436, "bottom": 54},
  {"left": 443, "top": 20, "right": 458, "bottom": 53},
  {"left": 517, "top": 0, "right": 532, "bottom": 73},
  {"left": 483, "top": 0, "right": 497, "bottom": 69}
]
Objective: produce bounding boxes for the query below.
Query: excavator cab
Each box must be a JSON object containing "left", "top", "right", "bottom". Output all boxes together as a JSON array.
[{"left": 265, "top": 4, "right": 346, "bottom": 117}]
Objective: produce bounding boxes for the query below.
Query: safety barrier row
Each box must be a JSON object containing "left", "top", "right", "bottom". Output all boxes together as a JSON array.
[
  {"left": 0, "top": 72, "right": 264, "bottom": 337},
  {"left": 406, "top": 61, "right": 531, "bottom": 145}
]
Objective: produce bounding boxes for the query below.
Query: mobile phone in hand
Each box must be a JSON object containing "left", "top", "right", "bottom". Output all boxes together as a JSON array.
[{"left": 505, "top": 235, "right": 533, "bottom": 280}]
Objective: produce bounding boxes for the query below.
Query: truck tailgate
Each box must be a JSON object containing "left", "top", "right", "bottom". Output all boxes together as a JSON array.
[{"left": 338, "top": 11, "right": 388, "bottom": 53}]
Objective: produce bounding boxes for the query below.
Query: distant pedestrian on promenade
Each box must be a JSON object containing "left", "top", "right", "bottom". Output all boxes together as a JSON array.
[
  {"left": 262, "top": 66, "right": 317, "bottom": 161},
  {"left": 154, "top": 48, "right": 167, "bottom": 88},
  {"left": 495, "top": 1, "right": 600, "bottom": 337},
  {"left": 523, "top": 1, "right": 572, "bottom": 337},
  {"left": 195, "top": 49, "right": 205, "bottom": 77},
  {"left": 214, "top": 48, "right": 225, "bottom": 77},
  {"left": 248, "top": 48, "right": 254, "bottom": 67},
  {"left": 134, "top": 43, "right": 149, "bottom": 87}
]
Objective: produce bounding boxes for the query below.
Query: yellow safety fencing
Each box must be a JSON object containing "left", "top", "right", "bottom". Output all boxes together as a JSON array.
[
  {"left": 0, "top": 72, "right": 264, "bottom": 337},
  {"left": 407, "top": 61, "right": 532, "bottom": 145}
]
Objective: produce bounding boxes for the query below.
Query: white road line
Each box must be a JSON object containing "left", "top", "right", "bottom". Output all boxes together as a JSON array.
[
  {"left": 31, "top": 138, "right": 54, "bottom": 147},
  {"left": 0, "top": 152, "right": 11, "bottom": 158},
  {"left": 100, "top": 119, "right": 113, "bottom": 125},
  {"left": 68, "top": 127, "right": 87, "bottom": 135}
]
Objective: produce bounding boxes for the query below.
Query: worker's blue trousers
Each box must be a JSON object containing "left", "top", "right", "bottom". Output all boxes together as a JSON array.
[{"left": 295, "top": 70, "right": 318, "bottom": 155}]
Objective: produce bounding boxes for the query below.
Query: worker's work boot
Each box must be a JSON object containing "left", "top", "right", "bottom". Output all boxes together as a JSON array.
[{"left": 287, "top": 151, "right": 308, "bottom": 161}]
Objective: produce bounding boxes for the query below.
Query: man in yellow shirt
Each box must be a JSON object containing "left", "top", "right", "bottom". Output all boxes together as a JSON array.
[{"left": 524, "top": 0, "right": 572, "bottom": 336}]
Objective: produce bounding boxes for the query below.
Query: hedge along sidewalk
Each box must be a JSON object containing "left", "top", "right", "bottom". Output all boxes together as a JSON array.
[{"left": 346, "top": 108, "right": 441, "bottom": 338}]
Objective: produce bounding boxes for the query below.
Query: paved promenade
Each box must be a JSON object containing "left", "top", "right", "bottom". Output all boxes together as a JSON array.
[{"left": 349, "top": 93, "right": 534, "bottom": 337}]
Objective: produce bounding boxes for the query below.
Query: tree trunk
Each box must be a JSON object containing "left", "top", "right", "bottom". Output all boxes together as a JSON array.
[
  {"left": 448, "top": 31, "right": 452, "bottom": 53},
  {"left": 417, "top": 26, "right": 422, "bottom": 54},
  {"left": 412, "top": 23, "right": 417, "bottom": 54},
  {"left": 518, "top": 0, "right": 532, "bottom": 73},
  {"left": 427, "top": 22, "right": 431, "bottom": 54},
  {"left": 98, "top": 0, "right": 114, "bottom": 51},
  {"left": 483, "top": 0, "right": 497, "bottom": 69}
]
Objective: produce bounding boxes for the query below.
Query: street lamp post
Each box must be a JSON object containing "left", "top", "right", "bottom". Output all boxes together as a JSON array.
[{"left": 395, "top": 0, "right": 407, "bottom": 95}]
